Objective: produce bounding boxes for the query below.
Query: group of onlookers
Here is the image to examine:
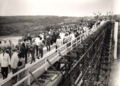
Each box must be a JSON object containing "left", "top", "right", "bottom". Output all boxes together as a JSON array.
[
  {"left": 0, "top": 20, "right": 102, "bottom": 85},
  {"left": 0, "top": 40, "right": 26, "bottom": 84}
]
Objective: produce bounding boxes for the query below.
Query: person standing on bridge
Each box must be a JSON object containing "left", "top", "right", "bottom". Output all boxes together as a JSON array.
[
  {"left": 35, "top": 36, "right": 41, "bottom": 59},
  {"left": 63, "top": 33, "right": 69, "bottom": 44},
  {"left": 70, "top": 31, "right": 75, "bottom": 41},
  {"left": 8, "top": 40, "right": 14, "bottom": 59},
  {"left": 17, "top": 52, "right": 25, "bottom": 86},
  {"left": 22, "top": 39, "right": 29, "bottom": 64},
  {"left": 0, "top": 41, "right": 4, "bottom": 50},
  {"left": 38, "top": 37, "right": 44, "bottom": 58},
  {"left": 0, "top": 49, "right": 11, "bottom": 79},
  {"left": 29, "top": 41, "right": 36, "bottom": 64},
  {"left": 10, "top": 48, "right": 19, "bottom": 84},
  {"left": 3, "top": 40, "right": 9, "bottom": 55},
  {"left": 45, "top": 33, "right": 51, "bottom": 51},
  {"left": 56, "top": 36, "right": 63, "bottom": 52},
  {"left": 27, "top": 33, "right": 32, "bottom": 43}
]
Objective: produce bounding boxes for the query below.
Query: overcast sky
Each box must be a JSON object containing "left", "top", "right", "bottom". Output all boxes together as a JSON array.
[{"left": 0, "top": 0, "right": 119, "bottom": 16}]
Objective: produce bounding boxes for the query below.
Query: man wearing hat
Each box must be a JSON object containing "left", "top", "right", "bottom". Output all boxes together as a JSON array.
[{"left": 10, "top": 47, "right": 19, "bottom": 83}]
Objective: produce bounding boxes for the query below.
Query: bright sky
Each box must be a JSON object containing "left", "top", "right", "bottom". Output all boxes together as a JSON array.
[{"left": 0, "top": 0, "right": 119, "bottom": 16}]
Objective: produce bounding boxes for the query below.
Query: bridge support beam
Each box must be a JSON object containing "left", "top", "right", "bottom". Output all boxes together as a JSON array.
[{"left": 114, "top": 22, "right": 119, "bottom": 59}]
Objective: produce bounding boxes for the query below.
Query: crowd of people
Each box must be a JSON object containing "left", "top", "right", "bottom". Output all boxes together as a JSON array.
[{"left": 0, "top": 20, "right": 103, "bottom": 84}]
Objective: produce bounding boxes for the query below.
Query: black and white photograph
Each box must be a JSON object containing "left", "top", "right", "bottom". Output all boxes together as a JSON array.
[{"left": 0, "top": 0, "right": 120, "bottom": 86}]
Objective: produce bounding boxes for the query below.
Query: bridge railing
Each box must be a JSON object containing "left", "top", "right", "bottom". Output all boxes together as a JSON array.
[{"left": 0, "top": 21, "right": 107, "bottom": 86}]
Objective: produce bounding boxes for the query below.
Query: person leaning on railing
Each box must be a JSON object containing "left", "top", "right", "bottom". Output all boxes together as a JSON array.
[
  {"left": 17, "top": 51, "right": 25, "bottom": 70},
  {"left": 17, "top": 51, "right": 25, "bottom": 86},
  {"left": 56, "top": 36, "right": 63, "bottom": 52}
]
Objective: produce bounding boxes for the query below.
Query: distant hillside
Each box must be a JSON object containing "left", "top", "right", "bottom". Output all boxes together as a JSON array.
[
  {"left": 1, "top": 15, "right": 119, "bottom": 36},
  {"left": 0, "top": 16, "right": 80, "bottom": 36}
]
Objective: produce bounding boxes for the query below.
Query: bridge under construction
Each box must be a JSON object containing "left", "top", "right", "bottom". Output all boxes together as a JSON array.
[{"left": 0, "top": 21, "right": 120, "bottom": 86}]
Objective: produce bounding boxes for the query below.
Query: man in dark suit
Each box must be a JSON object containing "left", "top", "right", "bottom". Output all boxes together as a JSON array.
[
  {"left": 22, "top": 39, "right": 29, "bottom": 64},
  {"left": 45, "top": 34, "right": 51, "bottom": 51}
]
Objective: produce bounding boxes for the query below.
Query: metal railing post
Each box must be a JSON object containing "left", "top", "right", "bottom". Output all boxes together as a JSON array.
[
  {"left": 27, "top": 68, "right": 30, "bottom": 86},
  {"left": 45, "top": 58, "right": 47, "bottom": 71},
  {"left": 57, "top": 49, "right": 59, "bottom": 61},
  {"left": 80, "top": 36, "right": 82, "bottom": 44},
  {"left": 71, "top": 40, "right": 73, "bottom": 50},
  {"left": 76, "top": 39, "right": 78, "bottom": 47}
]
